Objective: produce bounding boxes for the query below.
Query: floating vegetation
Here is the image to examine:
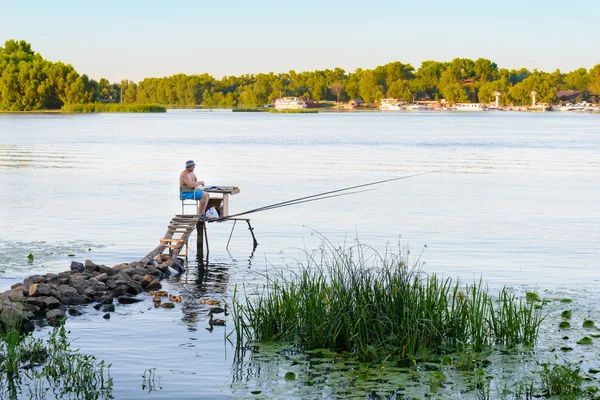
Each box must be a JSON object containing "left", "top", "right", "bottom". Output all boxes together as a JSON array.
[
  {"left": 559, "top": 321, "right": 572, "bottom": 329},
  {"left": 0, "top": 239, "right": 103, "bottom": 275},
  {"left": 583, "top": 320, "right": 595, "bottom": 328},
  {"left": 562, "top": 310, "right": 572, "bottom": 319},
  {"left": 0, "top": 319, "right": 112, "bottom": 399},
  {"left": 62, "top": 103, "right": 166, "bottom": 113},
  {"left": 561, "top": 298, "right": 573, "bottom": 303},
  {"left": 233, "top": 240, "right": 545, "bottom": 363},
  {"left": 538, "top": 357, "right": 583, "bottom": 397},
  {"left": 141, "top": 367, "right": 162, "bottom": 393},
  {"left": 577, "top": 337, "right": 593, "bottom": 345}
]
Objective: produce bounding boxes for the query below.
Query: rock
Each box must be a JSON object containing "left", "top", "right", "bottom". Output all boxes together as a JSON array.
[
  {"left": 68, "top": 308, "right": 83, "bottom": 316},
  {"left": 105, "top": 279, "right": 117, "bottom": 290},
  {"left": 147, "top": 280, "right": 162, "bottom": 290},
  {"left": 118, "top": 296, "right": 144, "bottom": 304},
  {"left": 93, "top": 303, "right": 103, "bottom": 310},
  {"left": 96, "top": 265, "right": 113, "bottom": 275},
  {"left": 46, "top": 309, "right": 66, "bottom": 326},
  {"left": 160, "top": 302, "right": 175, "bottom": 308},
  {"left": 95, "top": 273, "right": 108, "bottom": 283},
  {"left": 24, "top": 275, "right": 46, "bottom": 286},
  {"left": 0, "top": 306, "right": 35, "bottom": 332},
  {"left": 102, "top": 304, "right": 115, "bottom": 312},
  {"left": 11, "top": 283, "right": 24, "bottom": 290},
  {"left": 44, "top": 273, "right": 58, "bottom": 284},
  {"left": 84, "top": 259, "right": 99, "bottom": 270},
  {"left": 140, "top": 275, "right": 154, "bottom": 288},
  {"left": 29, "top": 283, "right": 52, "bottom": 297},
  {"left": 102, "top": 313, "right": 111, "bottom": 320},
  {"left": 58, "top": 285, "right": 89, "bottom": 305},
  {"left": 25, "top": 297, "right": 46, "bottom": 310},
  {"left": 70, "top": 261, "right": 84, "bottom": 273},
  {"left": 57, "top": 271, "right": 71, "bottom": 279},
  {"left": 4, "top": 289, "right": 25, "bottom": 302},
  {"left": 40, "top": 296, "right": 62, "bottom": 310},
  {"left": 113, "top": 285, "right": 129, "bottom": 297},
  {"left": 94, "top": 293, "right": 114, "bottom": 305}
]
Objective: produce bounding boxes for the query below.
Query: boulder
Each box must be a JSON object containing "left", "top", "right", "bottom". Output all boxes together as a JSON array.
[
  {"left": 46, "top": 309, "right": 66, "bottom": 326},
  {"left": 95, "top": 273, "right": 108, "bottom": 283},
  {"left": 147, "top": 280, "right": 162, "bottom": 290},
  {"left": 117, "top": 296, "right": 144, "bottom": 304},
  {"left": 102, "top": 304, "right": 115, "bottom": 312},
  {"left": 24, "top": 275, "right": 46, "bottom": 286},
  {"left": 70, "top": 261, "right": 84, "bottom": 273},
  {"left": 84, "top": 259, "right": 99, "bottom": 271},
  {"left": 40, "top": 296, "right": 62, "bottom": 310},
  {"left": 102, "top": 313, "right": 111, "bottom": 320},
  {"left": 29, "top": 283, "right": 52, "bottom": 297},
  {"left": 68, "top": 308, "right": 83, "bottom": 316},
  {"left": 94, "top": 292, "right": 114, "bottom": 305},
  {"left": 59, "top": 285, "right": 90, "bottom": 305}
]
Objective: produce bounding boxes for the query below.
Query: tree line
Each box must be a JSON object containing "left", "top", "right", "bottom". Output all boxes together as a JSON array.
[{"left": 2, "top": 39, "right": 600, "bottom": 111}]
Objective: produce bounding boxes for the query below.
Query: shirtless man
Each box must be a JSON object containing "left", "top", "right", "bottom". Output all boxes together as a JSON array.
[{"left": 179, "top": 160, "right": 209, "bottom": 217}]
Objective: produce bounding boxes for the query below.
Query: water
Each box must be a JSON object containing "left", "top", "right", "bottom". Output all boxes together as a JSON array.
[{"left": 0, "top": 110, "right": 599, "bottom": 398}]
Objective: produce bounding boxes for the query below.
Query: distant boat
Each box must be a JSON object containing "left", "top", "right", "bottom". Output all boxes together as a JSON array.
[
  {"left": 454, "top": 103, "right": 487, "bottom": 111},
  {"left": 405, "top": 104, "right": 430, "bottom": 110},
  {"left": 274, "top": 97, "right": 309, "bottom": 110},
  {"left": 380, "top": 98, "right": 404, "bottom": 111}
]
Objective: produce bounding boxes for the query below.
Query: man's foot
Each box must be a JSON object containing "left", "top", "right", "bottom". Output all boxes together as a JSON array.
[{"left": 199, "top": 214, "right": 208, "bottom": 220}]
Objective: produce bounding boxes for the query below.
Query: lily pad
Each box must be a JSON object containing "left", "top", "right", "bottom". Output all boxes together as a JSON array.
[
  {"left": 585, "top": 386, "right": 599, "bottom": 393},
  {"left": 591, "top": 334, "right": 600, "bottom": 338},
  {"left": 589, "top": 368, "right": 600, "bottom": 374},
  {"left": 577, "top": 337, "right": 593, "bottom": 345},
  {"left": 284, "top": 372, "right": 296, "bottom": 380},
  {"left": 27, "top": 253, "right": 34, "bottom": 262},
  {"left": 526, "top": 292, "right": 540, "bottom": 302},
  {"left": 560, "top": 347, "right": 573, "bottom": 352},
  {"left": 583, "top": 320, "right": 595, "bottom": 328},
  {"left": 68, "top": 253, "right": 75, "bottom": 257},
  {"left": 559, "top": 321, "right": 571, "bottom": 329},
  {"left": 561, "top": 310, "right": 572, "bottom": 319},
  {"left": 251, "top": 390, "right": 261, "bottom": 395},
  {"left": 560, "top": 298, "right": 573, "bottom": 303}
]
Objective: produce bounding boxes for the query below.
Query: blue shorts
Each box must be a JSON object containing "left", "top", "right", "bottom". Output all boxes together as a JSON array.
[{"left": 180, "top": 190, "right": 204, "bottom": 200}]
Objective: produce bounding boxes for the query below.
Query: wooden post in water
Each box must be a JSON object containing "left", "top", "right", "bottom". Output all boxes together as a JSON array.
[{"left": 196, "top": 220, "right": 205, "bottom": 261}]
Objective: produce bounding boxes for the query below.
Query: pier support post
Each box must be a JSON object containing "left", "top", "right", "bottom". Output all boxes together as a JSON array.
[{"left": 197, "top": 221, "right": 205, "bottom": 261}]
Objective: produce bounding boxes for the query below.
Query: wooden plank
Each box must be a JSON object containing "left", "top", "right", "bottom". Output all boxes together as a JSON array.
[
  {"left": 160, "top": 238, "right": 185, "bottom": 243},
  {"left": 163, "top": 244, "right": 182, "bottom": 249}
]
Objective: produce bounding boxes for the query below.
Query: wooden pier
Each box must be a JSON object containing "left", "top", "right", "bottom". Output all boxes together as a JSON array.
[{"left": 140, "top": 186, "right": 257, "bottom": 270}]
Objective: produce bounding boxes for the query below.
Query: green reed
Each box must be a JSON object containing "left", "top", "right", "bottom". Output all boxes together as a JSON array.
[
  {"left": 233, "top": 240, "right": 545, "bottom": 362},
  {"left": 62, "top": 103, "right": 166, "bottom": 113},
  {"left": 0, "top": 314, "right": 113, "bottom": 399}
]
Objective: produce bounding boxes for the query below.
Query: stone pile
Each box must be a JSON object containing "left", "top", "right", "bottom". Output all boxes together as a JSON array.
[{"left": 0, "top": 258, "right": 181, "bottom": 332}]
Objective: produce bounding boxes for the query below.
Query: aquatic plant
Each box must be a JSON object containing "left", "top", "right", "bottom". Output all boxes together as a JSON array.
[
  {"left": 62, "top": 103, "right": 166, "bottom": 113},
  {"left": 232, "top": 239, "right": 545, "bottom": 362},
  {"left": 0, "top": 315, "right": 113, "bottom": 399},
  {"left": 538, "top": 357, "right": 583, "bottom": 397}
]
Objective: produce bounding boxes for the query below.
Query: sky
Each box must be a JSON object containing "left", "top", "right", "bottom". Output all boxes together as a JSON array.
[{"left": 1, "top": 0, "right": 598, "bottom": 83}]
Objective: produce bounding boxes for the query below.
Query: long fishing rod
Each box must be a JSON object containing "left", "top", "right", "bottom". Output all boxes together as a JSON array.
[{"left": 219, "top": 171, "right": 435, "bottom": 220}]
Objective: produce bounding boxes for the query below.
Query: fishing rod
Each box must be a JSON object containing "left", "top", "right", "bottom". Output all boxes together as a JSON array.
[{"left": 218, "top": 171, "right": 435, "bottom": 220}]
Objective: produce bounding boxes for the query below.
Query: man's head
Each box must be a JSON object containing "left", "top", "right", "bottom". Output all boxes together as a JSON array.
[{"left": 185, "top": 160, "right": 196, "bottom": 170}]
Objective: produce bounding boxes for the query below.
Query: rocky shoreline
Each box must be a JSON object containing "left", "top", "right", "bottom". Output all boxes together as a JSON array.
[{"left": 0, "top": 257, "right": 183, "bottom": 332}]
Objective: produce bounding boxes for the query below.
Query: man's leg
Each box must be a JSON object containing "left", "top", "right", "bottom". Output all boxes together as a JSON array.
[{"left": 198, "top": 192, "right": 210, "bottom": 215}]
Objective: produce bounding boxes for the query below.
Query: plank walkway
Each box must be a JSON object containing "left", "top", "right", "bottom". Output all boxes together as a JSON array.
[{"left": 140, "top": 215, "right": 201, "bottom": 264}]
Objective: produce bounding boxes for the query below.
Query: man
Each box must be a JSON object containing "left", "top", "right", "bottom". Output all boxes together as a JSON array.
[{"left": 180, "top": 160, "right": 209, "bottom": 217}]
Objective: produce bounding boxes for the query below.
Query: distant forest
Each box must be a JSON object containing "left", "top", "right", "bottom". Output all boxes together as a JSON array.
[{"left": 1, "top": 39, "right": 599, "bottom": 111}]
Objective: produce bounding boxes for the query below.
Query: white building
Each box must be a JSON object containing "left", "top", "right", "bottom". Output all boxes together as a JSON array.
[{"left": 274, "top": 97, "right": 309, "bottom": 110}]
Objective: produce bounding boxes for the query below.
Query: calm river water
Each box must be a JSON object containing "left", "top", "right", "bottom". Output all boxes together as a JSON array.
[{"left": 0, "top": 110, "right": 599, "bottom": 399}]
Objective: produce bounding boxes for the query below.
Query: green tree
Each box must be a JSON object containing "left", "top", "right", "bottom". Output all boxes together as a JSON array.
[{"left": 589, "top": 64, "right": 600, "bottom": 95}]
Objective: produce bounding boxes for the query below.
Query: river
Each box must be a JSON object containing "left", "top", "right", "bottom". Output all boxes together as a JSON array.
[{"left": 0, "top": 110, "right": 598, "bottom": 398}]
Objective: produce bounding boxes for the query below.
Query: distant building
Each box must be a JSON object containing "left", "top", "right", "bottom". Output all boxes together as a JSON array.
[
  {"left": 454, "top": 103, "right": 487, "bottom": 111},
  {"left": 274, "top": 97, "right": 309, "bottom": 110},
  {"left": 555, "top": 90, "right": 584, "bottom": 102},
  {"left": 380, "top": 98, "right": 404, "bottom": 110},
  {"left": 344, "top": 99, "right": 364, "bottom": 109}
]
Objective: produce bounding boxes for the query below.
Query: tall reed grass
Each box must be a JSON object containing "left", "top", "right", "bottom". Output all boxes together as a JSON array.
[
  {"left": 62, "top": 103, "right": 166, "bottom": 113},
  {"left": 232, "top": 240, "right": 545, "bottom": 362}
]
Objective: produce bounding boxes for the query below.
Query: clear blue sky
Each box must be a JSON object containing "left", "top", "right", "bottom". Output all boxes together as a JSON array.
[{"left": 1, "top": 0, "right": 597, "bottom": 82}]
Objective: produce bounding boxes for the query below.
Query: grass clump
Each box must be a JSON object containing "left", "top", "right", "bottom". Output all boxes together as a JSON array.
[
  {"left": 232, "top": 108, "right": 268, "bottom": 112},
  {"left": 232, "top": 240, "right": 545, "bottom": 363},
  {"left": 62, "top": 103, "right": 166, "bottom": 113}
]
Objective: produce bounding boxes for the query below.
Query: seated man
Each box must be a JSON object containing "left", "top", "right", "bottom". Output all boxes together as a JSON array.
[{"left": 179, "top": 160, "right": 209, "bottom": 217}]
